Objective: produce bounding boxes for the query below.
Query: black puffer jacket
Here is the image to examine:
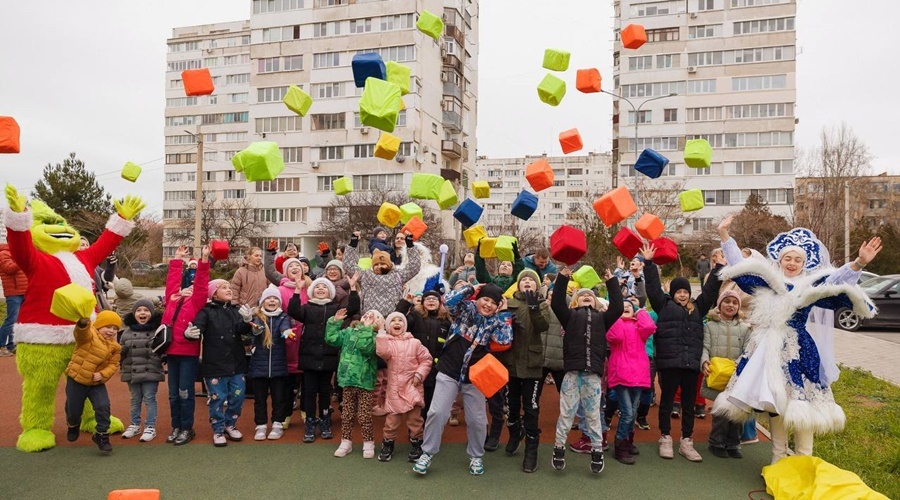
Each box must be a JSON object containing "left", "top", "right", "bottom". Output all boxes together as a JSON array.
[
  {"left": 644, "top": 261, "right": 722, "bottom": 372},
  {"left": 120, "top": 312, "right": 165, "bottom": 384},
  {"left": 248, "top": 311, "right": 294, "bottom": 379},
  {"left": 194, "top": 300, "right": 252, "bottom": 378},
  {"left": 288, "top": 291, "right": 360, "bottom": 372},
  {"left": 397, "top": 298, "right": 450, "bottom": 386},
  {"left": 551, "top": 274, "right": 623, "bottom": 375}
]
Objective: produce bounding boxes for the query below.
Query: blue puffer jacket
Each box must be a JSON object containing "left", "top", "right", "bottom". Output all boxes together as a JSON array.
[{"left": 248, "top": 310, "right": 293, "bottom": 379}]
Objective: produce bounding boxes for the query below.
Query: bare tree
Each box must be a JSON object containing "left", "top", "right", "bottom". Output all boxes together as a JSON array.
[{"left": 168, "top": 197, "right": 272, "bottom": 258}]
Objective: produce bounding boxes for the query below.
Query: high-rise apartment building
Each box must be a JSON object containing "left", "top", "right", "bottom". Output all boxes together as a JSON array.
[
  {"left": 613, "top": 0, "right": 796, "bottom": 236},
  {"left": 163, "top": 0, "right": 479, "bottom": 259}
]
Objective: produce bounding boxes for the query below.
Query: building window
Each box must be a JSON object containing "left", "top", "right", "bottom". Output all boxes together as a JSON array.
[
  {"left": 724, "top": 160, "right": 793, "bottom": 175},
  {"left": 164, "top": 190, "right": 196, "bottom": 201},
  {"left": 688, "top": 51, "right": 723, "bottom": 67},
  {"left": 692, "top": 218, "right": 714, "bottom": 231},
  {"left": 350, "top": 18, "right": 372, "bottom": 33},
  {"left": 627, "top": 110, "right": 652, "bottom": 124},
  {"left": 357, "top": 45, "right": 417, "bottom": 63},
  {"left": 628, "top": 56, "right": 653, "bottom": 71},
  {"left": 696, "top": 0, "right": 717, "bottom": 11},
  {"left": 313, "top": 21, "right": 342, "bottom": 37},
  {"left": 663, "top": 109, "right": 678, "bottom": 122},
  {"left": 313, "top": 52, "right": 341, "bottom": 69},
  {"left": 354, "top": 174, "right": 403, "bottom": 191},
  {"left": 309, "top": 82, "right": 347, "bottom": 99},
  {"left": 732, "top": 74, "right": 787, "bottom": 91},
  {"left": 318, "top": 146, "right": 344, "bottom": 160},
  {"left": 167, "top": 60, "right": 202, "bottom": 72},
  {"left": 165, "top": 153, "right": 197, "bottom": 164},
  {"left": 631, "top": 1, "right": 686, "bottom": 17},
  {"left": 688, "top": 24, "right": 722, "bottom": 39},
  {"left": 223, "top": 189, "right": 245, "bottom": 199},
  {"left": 635, "top": 137, "right": 680, "bottom": 151},
  {"left": 731, "top": 0, "right": 789, "bottom": 7},
  {"left": 723, "top": 132, "right": 793, "bottom": 148},
  {"left": 257, "top": 86, "right": 298, "bottom": 103},
  {"left": 692, "top": 167, "right": 711, "bottom": 176},
  {"left": 225, "top": 73, "right": 250, "bottom": 85},
  {"left": 621, "top": 80, "right": 685, "bottom": 98},
  {"left": 645, "top": 27, "right": 680, "bottom": 42},
  {"left": 316, "top": 0, "right": 347, "bottom": 6},
  {"left": 353, "top": 144, "right": 375, "bottom": 158},
  {"left": 317, "top": 175, "right": 341, "bottom": 191},
  {"left": 687, "top": 79, "right": 717, "bottom": 94},
  {"left": 255, "top": 116, "right": 303, "bottom": 133},
  {"left": 253, "top": 0, "right": 304, "bottom": 14},
  {"left": 686, "top": 106, "right": 724, "bottom": 122},
  {"left": 734, "top": 17, "right": 795, "bottom": 35},
  {"left": 165, "top": 173, "right": 183, "bottom": 182},
  {"left": 380, "top": 14, "right": 415, "bottom": 31},
  {"left": 729, "top": 103, "right": 793, "bottom": 119},
  {"left": 168, "top": 41, "right": 200, "bottom": 53},
  {"left": 656, "top": 54, "right": 678, "bottom": 69},
  {"left": 256, "top": 177, "right": 300, "bottom": 193},
  {"left": 166, "top": 97, "right": 198, "bottom": 107},
  {"left": 311, "top": 113, "right": 346, "bottom": 130},
  {"left": 228, "top": 92, "right": 249, "bottom": 104},
  {"left": 282, "top": 147, "right": 302, "bottom": 163}
]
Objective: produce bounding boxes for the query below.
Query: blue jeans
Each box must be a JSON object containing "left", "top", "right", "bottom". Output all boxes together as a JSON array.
[
  {"left": 129, "top": 381, "right": 159, "bottom": 427},
  {"left": 0, "top": 295, "right": 23, "bottom": 350},
  {"left": 167, "top": 355, "right": 199, "bottom": 431},
  {"left": 613, "top": 386, "right": 642, "bottom": 440},
  {"left": 205, "top": 374, "right": 246, "bottom": 434},
  {"left": 741, "top": 417, "right": 758, "bottom": 441}
]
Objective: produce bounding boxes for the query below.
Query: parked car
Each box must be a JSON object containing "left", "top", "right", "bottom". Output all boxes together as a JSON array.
[
  {"left": 836, "top": 274, "right": 900, "bottom": 331},
  {"left": 130, "top": 261, "right": 152, "bottom": 275},
  {"left": 858, "top": 271, "right": 879, "bottom": 284}
]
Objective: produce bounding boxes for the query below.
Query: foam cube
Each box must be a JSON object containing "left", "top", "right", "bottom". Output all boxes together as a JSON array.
[
  {"left": 559, "top": 129, "right": 583, "bottom": 155},
  {"left": 472, "top": 181, "right": 490, "bottom": 199},
  {"left": 684, "top": 139, "right": 713, "bottom": 169},
  {"left": 573, "top": 265, "right": 602, "bottom": 291},
  {"left": 679, "top": 189, "right": 705, "bottom": 212},
  {"left": 232, "top": 142, "right": 285, "bottom": 182},
  {"left": 593, "top": 186, "right": 638, "bottom": 227},
  {"left": 537, "top": 74, "right": 567, "bottom": 107},
  {"left": 635, "top": 149, "right": 670, "bottom": 179},
  {"left": 399, "top": 203, "right": 423, "bottom": 224},
  {"left": 352, "top": 53, "right": 386, "bottom": 88},
  {"left": 182, "top": 68, "right": 215, "bottom": 96},
  {"left": 377, "top": 202, "right": 402, "bottom": 228},
  {"left": 479, "top": 237, "right": 498, "bottom": 259},
  {"left": 495, "top": 236, "right": 518, "bottom": 262},
  {"left": 550, "top": 225, "right": 587, "bottom": 265},
  {"left": 468, "top": 353, "right": 508, "bottom": 398},
  {"left": 211, "top": 240, "right": 230, "bottom": 261},
  {"left": 621, "top": 24, "right": 648, "bottom": 50},
  {"left": 0, "top": 116, "right": 21, "bottom": 154},
  {"left": 283, "top": 85, "right": 313, "bottom": 117},
  {"left": 454, "top": 199, "right": 483, "bottom": 227},
  {"left": 359, "top": 77, "right": 402, "bottom": 133},
  {"left": 333, "top": 176, "right": 353, "bottom": 196},
  {"left": 416, "top": 10, "right": 444, "bottom": 41},
  {"left": 121, "top": 162, "right": 141, "bottom": 183},
  {"left": 386, "top": 61, "right": 411, "bottom": 95},
  {"left": 401, "top": 216, "right": 428, "bottom": 241},
  {"left": 50, "top": 283, "right": 97, "bottom": 322},
  {"left": 613, "top": 227, "right": 644, "bottom": 260},
  {"left": 525, "top": 160, "right": 555, "bottom": 192},
  {"left": 576, "top": 68, "right": 602, "bottom": 93},
  {"left": 357, "top": 257, "right": 373, "bottom": 271},
  {"left": 374, "top": 132, "right": 401, "bottom": 160},
  {"left": 409, "top": 173, "right": 444, "bottom": 200},
  {"left": 542, "top": 48, "right": 571, "bottom": 71},
  {"left": 511, "top": 190, "right": 539, "bottom": 221},
  {"left": 437, "top": 180, "right": 458, "bottom": 210},
  {"left": 108, "top": 489, "right": 161, "bottom": 500},
  {"left": 463, "top": 225, "right": 488, "bottom": 248},
  {"left": 650, "top": 237, "right": 678, "bottom": 265},
  {"left": 635, "top": 213, "right": 665, "bottom": 240}
]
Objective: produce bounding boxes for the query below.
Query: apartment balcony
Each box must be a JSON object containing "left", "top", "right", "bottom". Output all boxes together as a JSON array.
[
  {"left": 445, "top": 24, "right": 465, "bottom": 46},
  {"left": 441, "top": 167, "right": 461, "bottom": 182},
  {"left": 442, "top": 81, "right": 463, "bottom": 101},
  {"left": 442, "top": 139, "right": 462, "bottom": 159},
  {"left": 442, "top": 53, "right": 463, "bottom": 73},
  {"left": 442, "top": 110, "right": 462, "bottom": 132}
]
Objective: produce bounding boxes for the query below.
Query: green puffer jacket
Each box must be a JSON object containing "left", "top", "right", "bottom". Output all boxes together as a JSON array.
[
  {"left": 499, "top": 293, "right": 550, "bottom": 379},
  {"left": 325, "top": 318, "right": 377, "bottom": 391},
  {"left": 541, "top": 306, "right": 564, "bottom": 371},
  {"left": 700, "top": 310, "right": 751, "bottom": 400}
]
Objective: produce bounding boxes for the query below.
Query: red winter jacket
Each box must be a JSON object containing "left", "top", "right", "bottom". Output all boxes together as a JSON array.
[
  {"left": 0, "top": 243, "right": 28, "bottom": 297},
  {"left": 162, "top": 259, "right": 210, "bottom": 357}
]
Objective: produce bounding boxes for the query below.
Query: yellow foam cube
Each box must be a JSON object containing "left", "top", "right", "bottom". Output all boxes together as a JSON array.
[
  {"left": 377, "top": 202, "right": 402, "bottom": 228},
  {"left": 479, "top": 237, "right": 498, "bottom": 259},
  {"left": 472, "top": 181, "right": 490, "bottom": 199},
  {"left": 463, "top": 225, "right": 488, "bottom": 248},
  {"left": 51, "top": 283, "right": 97, "bottom": 322},
  {"left": 374, "top": 132, "right": 401, "bottom": 160}
]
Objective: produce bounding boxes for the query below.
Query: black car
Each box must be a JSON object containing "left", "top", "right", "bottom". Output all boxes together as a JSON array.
[{"left": 836, "top": 274, "right": 900, "bottom": 331}]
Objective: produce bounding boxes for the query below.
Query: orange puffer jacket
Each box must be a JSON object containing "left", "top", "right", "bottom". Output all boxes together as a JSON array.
[
  {"left": 65, "top": 322, "right": 121, "bottom": 386},
  {"left": 0, "top": 244, "right": 28, "bottom": 297}
]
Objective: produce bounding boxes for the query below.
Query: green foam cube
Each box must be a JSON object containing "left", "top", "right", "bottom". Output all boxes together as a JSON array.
[
  {"left": 542, "top": 49, "right": 571, "bottom": 71},
  {"left": 333, "top": 176, "right": 353, "bottom": 196},
  {"left": 409, "top": 173, "right": 445, "bottom": 200},
  {"left": 399, "top": 203, "right": 423, "bottom": 224},
  {"left": 357, "top": 257, "right": 372, "bottom": 271},
  {"left": 679, "top": 189, "right": 705, "bottom": 212},
  {"left": 386, "top": 61, "right": 411, "bottom": 96},
  {"left": 684, "top": 139, "right": 713, "bottom": 169},
  {"left": 437, "top": 180, "right": 458, "bottom": 210},
  {"left": 416, "top": 10, "right": 444, "bottom": 41},
  {"left": 283, "top": 85, "right": 313, "bottom": 117},
  {"left": 572, "top": 265, "right": 601, "bottom": 291},
  {"left": 495, "top": 235, "right": 518, "bottom": 263},
  {"left": 121, "top": 162, "right": 141, "bottom": 182},
  {"left": 537, "top": 74, "right": 567, "bottom": 107},
  {"left": 232, "top": 142, "right": 285, "bottom": 182},
  {"left": 359, "top": 77, "right": 402, "bottom": 133}
]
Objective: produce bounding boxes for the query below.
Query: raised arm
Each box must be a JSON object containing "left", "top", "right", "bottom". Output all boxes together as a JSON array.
[
  {"left": 191, "top": 259, "right": 211, "bottom": 311},
  {"left": 641, "top": 261, "right": 669, "bottom": 314},
  {"left": 325, "top": 317, "right": 346, "bottom": 348},
  {"left": 396, "top": 234, "right": 421, "bottom": 283},
  {"left": 264, "top": 246, "right": 285, "bottom": 286},
  {"left": 342, "top": 232, "right": 362, "bottom": 277},
  {"left": 827, "top": 237, "right": 883, "bottom": 286},
  {"left": 602, "top": 274, "right": 624, "bottom": 327},
  {"left": 551, "top": 272, "right": 571, "bottom": 326},
  {"left": 718, "top": 215, "right": 745, "bottom": 265},
  {"left": 635, "top": 309, "right": 657, "bottom": 341},
  {"left": 474, "top": 241, "right": 493, "bottom": 284},
  {"left": 444, "top": 284, "right": 475, "bottom": 316},
  {"left": 695, "top": 263, "right": 725, "bottom": 317},
  {"left": 165, "top": 248, "right": 187, "bottom": 300}
]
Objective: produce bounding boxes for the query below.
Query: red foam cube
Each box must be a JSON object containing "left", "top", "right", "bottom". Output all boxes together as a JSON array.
[
  {"left": 559, "top": 128, "right": 583, "bottom": 154},
  {"left": 210, "top": 240, "right": 230, "bottom": 261},
  {"left": 576, "top": 68, "right": 602, "bottom": 93},
  {"left": 622, "top": 24, "right": 647, "bottom": 50},
  {"left": 182, "top": 68, "right": 215, "bottom": 96},
  {"left": 650, "top": 237, "right": 678, "bottom": 265},
  {"left": 550, "top": 225, "right": 587, "bottom": 265},
  {"left": 525, "top": 159, "right": 555, "bottom": 192},
  {"left": 0, "top": 116, "right": 20, "bottom": 154},
  {"left": 635, "top": 213, "right": 664, "bottom": 240},
  {"left": 613, "top": 227, "right": 644, "bottom": 260},
  {"left": 593, "top": 186, "right": 637, "bottom": 227}
]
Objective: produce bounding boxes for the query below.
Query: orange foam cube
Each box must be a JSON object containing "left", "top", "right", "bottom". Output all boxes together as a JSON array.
[
  {"left": 468, "top": 353, "right": 508, "bottom": 398},
  {"left": 525, "top": 159, "right": 554, "bottom": 192},
  {"left": 576, "top": 68, "right": 602, "bottom": 93},
  {"left": 593, "top": 186, "right": 637, "bottom": 227},
  {"left": 621, "top": 24, "right": 647, "bottom": 50},
  {"left": 401, "top": 216, "right": 428, "bottom": 241},
  {"left": 0, "top": 117, "right": 21, "bottom": 154},
  {"left": 559, "top": 128, "right": 583, "bottom": 154},
  {"left": 108, "top": 490, "right": 161, "bottom": 500},
  {"left": 635, "top": 213, "right": 664, "bottom": 240},
  {"left": 182, "top": 68, "right": 215, "bottom": 96}
]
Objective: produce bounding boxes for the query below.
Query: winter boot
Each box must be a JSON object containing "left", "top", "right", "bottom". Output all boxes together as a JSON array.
[
  {"left": 408, "top": 438, "right": 424, "bottom": 462},
  {"left": 522, "top": 434, "right": 539, "bottom": 473},
  {"left": 92, "top": 432, "right": 112, "bottom": 453},
  {"left": 378, "top": 439, "right": 395, "bottom": 462},
  {"left": 615, "top": 438, "right": 635, "bottom": 465},
  {"left": 505, "top": 419, "right": 524, "bottom": 456},
  {"left": 628, "top": 430, "right": 640, "bottom": 455},
  {"left": 303, "top": 417, "right": 318, "bottom": 443},
  {"left": 637, "top": 402, "right": 651, "bottom": 429},
  {"left": 67, "top": 425, "right": 80, "bottom": 443},
  {"left": 319, "top": 413, "right": 333, "bottom": 440},
  {"left": 484, "top": 416, "right": 504, "bottom": 452}
]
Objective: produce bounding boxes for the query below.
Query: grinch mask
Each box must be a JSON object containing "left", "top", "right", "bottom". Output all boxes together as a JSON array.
[{"left": 29, "top": 200, "right": 80, "bottom": 254}]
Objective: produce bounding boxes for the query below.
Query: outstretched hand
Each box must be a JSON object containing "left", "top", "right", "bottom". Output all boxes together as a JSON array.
[
  {"left": 559, "top": 266, "right": 572, "bottom": 278},
  {"left": 604, "top": 268, "right": 613, "bottom": 280},
  {"left": 174, "top": 245, "right": 189, "bottom": 261},
  {"left": 718, "top": 215, "right": 734, "bottom": 242},
  {"left": 348, "top": 271, "right": 361, "bottom": 289},
  {"left": 334, "top": 308, "right": 347, "bottom": 321},
  {"left": 640, "top": 244, "right": 656, "bottom": 262},
  {"left": 616, "top": 255, "right": 625, "bottom": 270},
  {"left": 858, "top": 237, "right": 883, "bottom": 266},
  {"left": 114, "top": 195, "right": 146, "bottom": 221},
  {"left": 5, "top": 184, "right": 26, "bottom": 213}
]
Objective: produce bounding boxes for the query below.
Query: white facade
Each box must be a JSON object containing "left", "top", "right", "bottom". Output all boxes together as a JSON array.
[
  {"left": 474, "top": 152, "right": 613, "bottom": 246},
  {"left": 163, "top": 0, "right": 479, "bottom": 258},
  {"left": 613, "top": 0, "right": 796, "bottom": 236}
]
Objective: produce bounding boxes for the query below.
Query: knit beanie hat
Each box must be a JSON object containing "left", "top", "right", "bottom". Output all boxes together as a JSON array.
[
  {"left": 372, "top": 249, "right": 394, "bottom": 271},
  {"left": 307, "top": 278, "right": 336, "bottom": 300},
  {"left": 422, "top": 289, "right": 442, "bottom": 302},
  {"left": 384, "top": 311, "right": 408, "bottom": 333},
  {"left": 94, "top": 310, "right": 122, "bottom": 331},
  {"left": 517, "top": 269, "right": 540, "bottom": 288},
  {"left": 717, "top": 289, "right": 742, "bottom": 310},
  {"left": 297, "top": 255, "right": 311, "bottom": 268},
  {"left": 282, "top": 257, "right": 303, "bottom": 274},
  {"left": 478, "top": 283, "right": 504, "bottom": 306},
  {"left": 372, "top": 226, "right": 387, "bottom": 239},
  {"left": 575, "top": 288, "right": 595, "bottom": 299},
  {"left": 669, "top": 277, "right": 692, "bottom": 297},
  {"left": 259, "top": 285, "right": 283, "bottom": 306},
  {"left": 208, "top": 279, "right": 229, "bottom": 300},
  {"left": 325, "top": 259, "right": 345, "bottom": 278},
  {"left": 132, "top": 299, "right": 155, "bottom": 315}
]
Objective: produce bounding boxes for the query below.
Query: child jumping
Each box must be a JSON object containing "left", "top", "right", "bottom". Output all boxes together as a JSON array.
[{"left": 119, "top": 299, "right": 164, "bottom": 442}]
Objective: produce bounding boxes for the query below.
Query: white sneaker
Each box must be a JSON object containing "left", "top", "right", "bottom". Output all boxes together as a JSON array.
[
  {"left": 659, "top": 435, "right": 674, "bottom": 459},
  {"left": 268, "top": 422, "right": 284, "bottom": 440},
  {"left": 122, "top": 424, "right": 141, "bottom": 439},
  {"left": 679, "top": 438, "right": 703, "bottom": 462},
  {"left": 225, "top": 426, "right": 243, "bottom": 441},
  {"left": 334, "top": 439, "right": 353, "bottom": 457},
  {"left": 139, "top": 426, "right": 157, "bottom": 442},
  {"left": 448, "top": 416, "right": 460, "bottom": 426},
  {"left": 254, "top": 425, "right": 267, "bottom": 441},
  {"left": 213, "top": 433, "right": 227, "bottom": 447},
  {"left": 363, "top": 440, "right": 376, "bottom": 459}
]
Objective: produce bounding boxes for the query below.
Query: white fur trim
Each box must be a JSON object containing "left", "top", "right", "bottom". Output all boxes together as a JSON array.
[
  {"left": 14, "top": 323, "right": 75, "bottom": 345},
  {"left": 796, "top": 282, "right": 876, "bottom": 319},
  {"left": 710, "top": 392, "right": 754, "bottom": 424},
  {"left": 719, "top": 258, "right": 789, "bottom": 295},
  {"left": 56, "top": 252, "right": 95, "bottom": 292},
  {"left": 4, "top": 207, "right": 32, "bottom": 232},
  {"left": 784, "top": 400, "right": 846, "bottom": 435},
  {"left": 105, "top": 214, "right": 135, "bottom": 237}
]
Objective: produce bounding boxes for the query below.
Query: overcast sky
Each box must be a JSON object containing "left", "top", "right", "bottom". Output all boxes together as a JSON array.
[{"left": 1, "top": 0, "right": 897, "bottom": 217}]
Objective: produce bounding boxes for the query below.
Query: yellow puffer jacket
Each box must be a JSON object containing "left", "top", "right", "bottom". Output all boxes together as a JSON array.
[{"left": 65, "top": 322, "right": 121, "bottom": 386}]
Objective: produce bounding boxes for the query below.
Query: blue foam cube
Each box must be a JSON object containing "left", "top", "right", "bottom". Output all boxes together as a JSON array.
[
  {"left": 634, "top": 149, "right": 670, "bottom": 179},
  {"left": 511, "top": 190, "right": 539, "bottom": 220},
  {"left": 453, "top": 199, "right": 484, "bottom": 227},
  {"left": 352, "top": 53, "right": 386, "bottom": 88}
]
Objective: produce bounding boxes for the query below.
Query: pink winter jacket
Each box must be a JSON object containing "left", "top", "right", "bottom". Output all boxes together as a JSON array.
[
  {"left": 278, "top": 279, "right": 305, "bottom": 374},
  {"left": 606, "top": 309, "right": 657, "bottom": 389},
  {"left": 162, "top": 259, "right": 210, "bottom": 357},
  {"left": 375, "top": 332, "right": 433, "bottom": 414}
]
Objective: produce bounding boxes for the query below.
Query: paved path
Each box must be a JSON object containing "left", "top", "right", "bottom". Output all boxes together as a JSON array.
[
  {"left": 859, "top": 330, "right": 900, "bottom": 345},
  {"left": 833, "top": 327, "right": 900, "bottom": 385}
]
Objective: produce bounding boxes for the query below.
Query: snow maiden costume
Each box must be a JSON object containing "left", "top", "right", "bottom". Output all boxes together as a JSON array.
[{"left": 712, "top": 228, "right": 875, "bottom": 463}]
